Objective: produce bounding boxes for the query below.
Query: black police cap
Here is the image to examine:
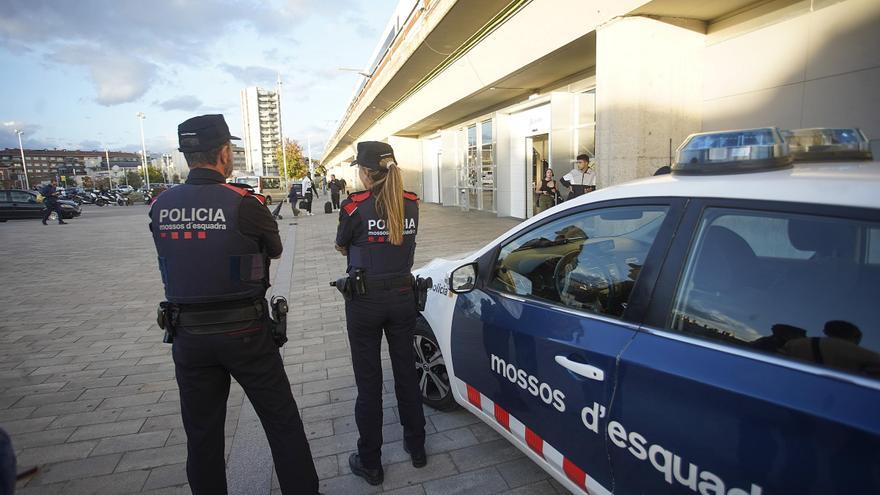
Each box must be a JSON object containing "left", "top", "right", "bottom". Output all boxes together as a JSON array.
[
  {"left": 351, "top": 141, "right": 396, "bottom": 170},
  {"left": 178, "top": 114, "right": 240, "bottom": 153}
]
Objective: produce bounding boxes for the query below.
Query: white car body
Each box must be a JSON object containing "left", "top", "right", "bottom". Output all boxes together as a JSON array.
[{"left": 412, "top": 159, "right": 880, "bottom": 494}]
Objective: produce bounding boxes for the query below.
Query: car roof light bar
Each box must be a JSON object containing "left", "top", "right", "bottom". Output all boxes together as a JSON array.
[
  {"left": 673, "top": 127, "right": 792, "bottom": 175},
  {"left": 782, "top": 127, "right": 873, "bottom": 161}
]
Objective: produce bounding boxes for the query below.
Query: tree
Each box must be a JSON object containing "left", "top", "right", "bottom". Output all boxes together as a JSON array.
[
  {"left": 95, "top": 177, "right": 111, "bottom": 190},
  {"left": 126, "top": 171, "right": 143, "bottom": 189},
  {"left": 172, "top": 173, "right": 181, "bottom": 184},
  {"left": 81, "top": 176, "right": 94, "bottom": 189},
  {"left": 275, "top": 138, "right": 308, "bottom": 180},
  {"left": 147, "top": 166, "right": 164, "bottom": 184}
]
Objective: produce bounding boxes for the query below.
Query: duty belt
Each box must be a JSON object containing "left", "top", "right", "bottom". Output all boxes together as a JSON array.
[
  {"left": 174, "top": 299, "right": 265, "bottom": 335},
  {"left": 364, "top": 275, "right": 414, "bottom": 291}
]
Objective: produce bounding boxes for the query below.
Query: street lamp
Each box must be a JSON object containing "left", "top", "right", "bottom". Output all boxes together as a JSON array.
[
  {"left": 13, "top": 129, "right": 30, "bottom": 190},
  {"left": 136, "top": 112, "right": 151, "bottom": 190}
]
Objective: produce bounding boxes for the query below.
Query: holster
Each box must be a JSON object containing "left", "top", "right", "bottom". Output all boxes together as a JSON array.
[
  {"left": 330, "top": 277, "right": 353, "bottom": 302},
  {"left": 157, "top": 302, "right": 179, "bottom": 344},
  {"left": 269, "top": 296, "right": 289, "bottom": 347},
  {"left": 413, "top": 276, "right": 432, "bottom": 312}
]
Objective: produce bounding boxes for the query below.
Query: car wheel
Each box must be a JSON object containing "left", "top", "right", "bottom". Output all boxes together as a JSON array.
[
  {"left": 49, "top": 211, "right": 58, "bottom": 221},
  {"left": 413, "top": 317, "right": 456, "bottom": 411}
]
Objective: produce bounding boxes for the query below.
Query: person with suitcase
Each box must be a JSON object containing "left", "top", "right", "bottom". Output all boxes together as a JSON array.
[{"left": 301, "top": 174, "right": 318, "bottom": 216}]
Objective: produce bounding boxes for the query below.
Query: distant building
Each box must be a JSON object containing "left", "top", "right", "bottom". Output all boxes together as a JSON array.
[
  {"left": 232, "top": 145, "right": 247, "bottom": 173},
  {"left": 0, "top": 149, "right": 141, "bottom": 188},
  {"left": 240, "top": 86, "right": 281, "bottom": 176},
  {"left": 324, "top": 0, "right": 880, "bottom": 219}
]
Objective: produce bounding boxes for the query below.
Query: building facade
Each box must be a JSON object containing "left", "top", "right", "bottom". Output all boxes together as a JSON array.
[
  {"left": 0, "top": 149, "right": 141, "bottom": 189},
  {"left": 240, "top": 86, "right": 281, "bottom": 176},
  {"left": 323, "top": 0, "right": 880, "bottom": 219}
]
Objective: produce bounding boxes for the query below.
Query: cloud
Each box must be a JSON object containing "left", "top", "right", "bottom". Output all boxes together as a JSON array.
[
  {"left": 49, "top": 44, "right": 158, "bottom": 105},
  {"left": 219, "top": 64, "right": 278, "bottom": 87},
  {"left": 78, "top": 139, "right": 104, "bottom": 150},
  {"left": 155, "top": 95, "right": 203, "bottom": 112},
  {"left": 1, "top": 121, "right": 51, "bottom": 149}
]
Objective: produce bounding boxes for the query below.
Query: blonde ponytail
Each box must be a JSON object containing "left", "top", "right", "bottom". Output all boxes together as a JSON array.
[{"left": 368, "top": 159, "right": 405, "bottom": 245}]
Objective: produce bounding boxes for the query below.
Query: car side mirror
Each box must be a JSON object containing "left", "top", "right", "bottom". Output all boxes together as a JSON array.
[{"left": 449, "top": 262, "right": 478, "bottom": 294}]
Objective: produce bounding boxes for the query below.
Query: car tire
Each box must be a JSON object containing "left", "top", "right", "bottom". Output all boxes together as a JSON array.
[
  {"left": 413, "top": 317, "right": 456, "bottom": 411},
  {"left": 49, "top": 211, "right": 58, "bottom": 221}
]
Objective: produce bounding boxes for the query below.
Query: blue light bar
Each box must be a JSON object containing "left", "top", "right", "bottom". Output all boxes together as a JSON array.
[
  {"left": 782, "top": 128, "right": 873, "bottom": 161},
  {"left": 673, "top": 127, "right": 791, "bottom": 175}
]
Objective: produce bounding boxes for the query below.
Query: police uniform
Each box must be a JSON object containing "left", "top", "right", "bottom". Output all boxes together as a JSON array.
[
  {"left": 150, "top": 114, "right": 318, "bottom": 495},
  {"left": 336, "top": 142, "right": 426, "bottom": 484}
]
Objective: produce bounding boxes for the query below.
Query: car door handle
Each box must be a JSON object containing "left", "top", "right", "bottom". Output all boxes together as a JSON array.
[{"left": 555, "top": 356, "right": 604, "bottom": 381}]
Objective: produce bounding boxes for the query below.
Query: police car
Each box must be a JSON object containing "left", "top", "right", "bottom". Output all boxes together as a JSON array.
[{"left": 412, "top": 127, "right": 879, "bottom": 494}]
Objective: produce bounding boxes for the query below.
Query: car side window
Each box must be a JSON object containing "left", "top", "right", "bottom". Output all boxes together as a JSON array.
[
  {"left": 0, "top": 192, "right": 9, "bottom": 202},
  {"left": 668, "top": 208, "right": 880, "bottom": 379},
  {"left": 489, "top": 205, "right": 669, "bottom": 318},
  {"left": 10, "top": 191, "right": 34, "bottom": 203}
]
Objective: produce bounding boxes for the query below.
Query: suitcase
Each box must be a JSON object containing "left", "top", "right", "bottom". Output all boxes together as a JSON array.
[{"left": 324, "top": 201, "right": 333, "bottom": 214}]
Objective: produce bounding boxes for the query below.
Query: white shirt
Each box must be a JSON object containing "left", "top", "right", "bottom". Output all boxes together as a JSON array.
[
  {"left": 302, "top": 177, "right": 312, "bottom": 194},
  {"left": 562, "top": 167, "right": 597, "bottom": 187}
]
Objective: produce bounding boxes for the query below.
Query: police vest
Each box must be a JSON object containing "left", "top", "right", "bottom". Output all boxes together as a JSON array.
[
  {"left": 151, "top": 183, "right": 268, "bottom": 304},
  {"left": 344, "top": 190, "right": 418, "bottom": 278}
]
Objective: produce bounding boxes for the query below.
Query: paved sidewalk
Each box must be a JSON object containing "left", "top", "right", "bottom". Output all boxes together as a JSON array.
[{"left": 1, "top": 202, "right": 569, "bottom": 494}]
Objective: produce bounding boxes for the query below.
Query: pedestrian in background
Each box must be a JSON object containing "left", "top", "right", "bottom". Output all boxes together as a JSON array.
[
  {"left": 40, "top": 180, "right": 67, "bottom": 225},
  {"left": 301, "top": 174, "right": 318, "bottom": 216},
  {"left": 149, "top": 114, "right": 318, "bottom": 495},
  {"left": 328, "top": 174, "right": 343, "bottom": 210},
  {"left": 560, "top": 153, "right": 597, "bottom": 200},
  {"left": 288, "top": 183, "right": 301, "bottom": 217},
  {"left": 334, "top": 141, "right": 427, "bottom": 486},
  {"left": 535, "top": 166, "right": 558, "bottom": 213}
]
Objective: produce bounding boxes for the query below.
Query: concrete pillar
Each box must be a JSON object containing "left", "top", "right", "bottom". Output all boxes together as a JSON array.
[
  {"left": 388, "top": 136, "right": 423, "bottom": 197},
  {"left": 596, "top": 16, "right": 705, "bottom": 186}
]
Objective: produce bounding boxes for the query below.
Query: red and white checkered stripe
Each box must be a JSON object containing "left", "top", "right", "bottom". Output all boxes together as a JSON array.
[{"left": 461, "top": 380, "right": 610, "bottom": 495}]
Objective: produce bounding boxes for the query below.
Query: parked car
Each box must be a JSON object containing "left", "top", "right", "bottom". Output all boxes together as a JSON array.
[
  {"left": 116, "top": 185, "right": 134, "bottom": 194},
  {"left": 412, "top": 127, "right": 879, "bottom": 495},
  {"left": 0, "top": 189, "right": 82, "bottom": 221}
]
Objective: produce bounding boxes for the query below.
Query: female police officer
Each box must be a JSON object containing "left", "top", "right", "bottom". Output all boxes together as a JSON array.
[{"left": 335, "top": 141, "right": 427, "bottom": 485}]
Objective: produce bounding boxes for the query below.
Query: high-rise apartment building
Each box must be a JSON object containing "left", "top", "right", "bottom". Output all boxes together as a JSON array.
[{"left": 240, "top": 86, "right": 280, "bottom": 176}]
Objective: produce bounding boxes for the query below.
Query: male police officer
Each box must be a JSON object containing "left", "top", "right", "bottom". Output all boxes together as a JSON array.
[
  {"left": 150, "top": 114, "right": 318, "bottom": 495},
  {"left": 559, "top": 153, "right": 597, "bottom": 200}
]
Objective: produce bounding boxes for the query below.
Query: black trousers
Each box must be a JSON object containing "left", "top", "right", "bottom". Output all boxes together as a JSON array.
[
  {"left": 331, "top": 192, "right": 340, "bottom": 210},
  {"left": 42, "top": 201, "right": 64, "bottom": 223},
  {"left": 172, "top": 322, "right": 318, "bottom": 495},
  {"left": 345, "top": 286, "right": 426, "bottom": 469},
  {"left": 304, "top": 192, "right": 313, "bottom": 213}
]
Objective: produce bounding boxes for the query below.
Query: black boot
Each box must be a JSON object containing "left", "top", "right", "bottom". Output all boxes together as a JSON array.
[
  {"left": 404, "top": 444, "right": 427, "bottom": 468},
  {"left": 348, "top": 453, "right": 383, "bottom": 485},
  {"left": 42, "top": 219, "right": 47, "bottom": 225},
  {"left": 58, "top": 220, "right": 68, "bottom": 225}
]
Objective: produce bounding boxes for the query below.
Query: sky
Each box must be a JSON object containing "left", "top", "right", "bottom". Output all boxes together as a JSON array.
[{"left": 0, "top": 0, "right": 399, "bottom": 159}]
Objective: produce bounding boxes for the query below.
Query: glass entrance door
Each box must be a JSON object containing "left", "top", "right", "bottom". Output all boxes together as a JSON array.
[{"left": 526, "top": 133, "right": 549, "bottom": 218}]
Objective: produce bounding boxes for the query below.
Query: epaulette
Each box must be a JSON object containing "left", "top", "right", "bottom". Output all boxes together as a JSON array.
[
  {"left": 403, "top": 191, "right": 419, "bottom": 202},
  {"left": 343, "top": 190, "right": 371, "bottom": 215},
  {"left": 222, "top": 183, "right": 266, "bottom": 205}
]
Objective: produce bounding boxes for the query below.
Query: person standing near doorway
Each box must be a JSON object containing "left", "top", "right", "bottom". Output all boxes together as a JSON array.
[
  {"left": 560, "top": 154, "right": 597, "bottom": 200},
  {"left": 301, "top": 174, "right": 318, "bottom": 216},
  {"left": 40, "top": 180, "right": 67, "bottom": 225},
  {"left": 535, "top": 168, "right": 559, "bottom": 213}
]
